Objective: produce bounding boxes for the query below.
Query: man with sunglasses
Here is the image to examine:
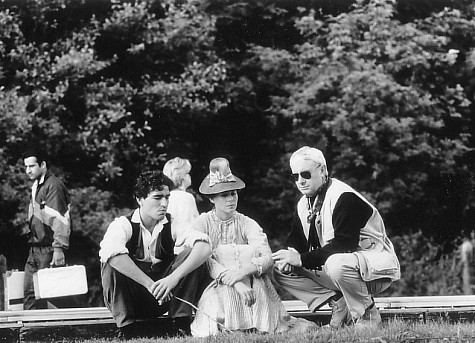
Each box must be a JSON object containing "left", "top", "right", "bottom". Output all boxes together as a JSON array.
[{"left": 272, "top": 146, "right": 400, "bottom": 330}]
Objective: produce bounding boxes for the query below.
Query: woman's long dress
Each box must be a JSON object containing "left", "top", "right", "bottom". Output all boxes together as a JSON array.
[{"left": 190, "top": 211, "right": 317, "bottom": 336}]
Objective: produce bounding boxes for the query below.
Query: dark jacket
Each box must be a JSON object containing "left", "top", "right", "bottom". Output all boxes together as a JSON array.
[{"left": 28, "top": 170, "right": 71, "bottom": 250}]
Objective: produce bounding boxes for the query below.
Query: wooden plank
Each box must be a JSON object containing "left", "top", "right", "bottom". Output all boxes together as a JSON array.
[
  {"left": 281, "top": 296, "right": 475, "bottom": 313},
  {"left": 0, "top": 322, "right": 22, "bottom": 329},
  {"left": 1, "top": 295, "right": 475, "bottom": 327},
  {"left": 376, "top": 295, "right": 475, "bottom": 309},
  {"left": 20, "top": 318, "right": 116, "bottom": 327},
  {"left": 2, "top": 302, "right": 475, "bottom": 342},
  {"left": 379, "top": 295, "right": 475, "bottom": 303},
  {"left": 0, "top": 307, "right": 113, "bottom": 323},
  {"left": 280, "top": 300, "right": 312, "bottom": 312}
]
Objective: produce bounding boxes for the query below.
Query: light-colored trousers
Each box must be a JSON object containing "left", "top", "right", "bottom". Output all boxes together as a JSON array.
[{"left": 274, "top": 253, "right": 392, "bottom": 319}]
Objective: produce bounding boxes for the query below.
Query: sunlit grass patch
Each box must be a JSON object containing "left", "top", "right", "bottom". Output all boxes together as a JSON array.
[{"left": 66, "top": 319, "right": 475, "bottom": 343}]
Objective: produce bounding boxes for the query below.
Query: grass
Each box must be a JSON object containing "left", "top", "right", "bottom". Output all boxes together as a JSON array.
[{"left": 31, "top": 320, "right": 475, "bottom": 343}]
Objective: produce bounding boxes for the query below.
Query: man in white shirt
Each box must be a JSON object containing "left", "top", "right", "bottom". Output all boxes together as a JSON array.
[{"left": 99, "top": 170, "right": 212, "bottom": 338}]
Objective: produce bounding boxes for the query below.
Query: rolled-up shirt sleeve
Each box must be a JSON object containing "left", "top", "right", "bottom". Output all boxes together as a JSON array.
[
  {"left": 99, "top": 217, "right": 132, "bottom": 263},
  {"left": 192, "top": 215, "right": 225, "bottom": 279},
  {"left": 173, "top": 220, "right": 210, "bottom": 249},
  {"left": 243, "top": 217, "right": 274, "bottom": 274}
]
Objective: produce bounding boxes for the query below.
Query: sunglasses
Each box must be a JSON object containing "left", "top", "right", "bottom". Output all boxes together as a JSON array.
[{"left": 290, "top": 165, "right": 321, "bottom": 182}]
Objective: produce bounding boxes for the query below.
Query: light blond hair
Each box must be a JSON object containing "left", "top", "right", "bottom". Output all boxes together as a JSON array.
[
  {"left": 290, "top": 146, "right": 328, "bottom": 178},
  {"left": 163, "top": 157, "right": 192, "bottom": 188},
  {"left": 290, "top": 146, "right": 326, "bottom": 166}
]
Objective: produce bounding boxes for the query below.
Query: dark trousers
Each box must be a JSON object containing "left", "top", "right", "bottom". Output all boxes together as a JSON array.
[
  {"left": 23, "top": 246, "right": 53, "bottom": 310},
  {"left": 101, "top": 248, "right": 212, "bottom": 328}
]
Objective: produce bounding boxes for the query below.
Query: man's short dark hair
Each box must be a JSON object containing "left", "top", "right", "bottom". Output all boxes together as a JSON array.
[
  {"left": 23, "top": 147, "right": 48, "bottom": 165},
  {"left": 133, "top": 170, "right": 174, "bottom": 199}
]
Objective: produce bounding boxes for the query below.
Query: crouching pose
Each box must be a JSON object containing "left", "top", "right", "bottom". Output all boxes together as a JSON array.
[
  {"left": 272, "top": 147, "right": 400, "bottom": 330},
  {"left": 99, "top": 170, "right": 212, "bottom": 338}
]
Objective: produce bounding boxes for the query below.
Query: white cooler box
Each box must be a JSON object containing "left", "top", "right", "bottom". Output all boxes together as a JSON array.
[
  {"left": 4, "top": 270, "right": 25, "bottom": 310},
  {"left": 33, "top": 265, "right": 88, "bottom": 299}
]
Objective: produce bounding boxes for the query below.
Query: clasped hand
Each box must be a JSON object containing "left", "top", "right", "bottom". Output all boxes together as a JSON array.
[
  {"left": 215, "top": 269, "right": 255, "bottom": 306},
  {"left": 150, "top": 274, "right": 179, "bottom": 305},
  {"left": 217, "top": 268, "right": 247, "bottom": 286}
]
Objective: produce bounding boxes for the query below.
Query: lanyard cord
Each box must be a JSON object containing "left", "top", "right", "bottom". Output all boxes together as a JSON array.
[
  {"left": 306, "top": 178, "right": 332, "bottom": 223},
  {"left": 173, "top": 295, "right": 232, "bottom": 333}
]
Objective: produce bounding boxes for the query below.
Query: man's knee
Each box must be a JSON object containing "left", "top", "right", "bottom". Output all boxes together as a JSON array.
[
  {"left": 273, "top": 266, "right": 293, "bottom": 283},
  {"left": 273, "top": 266, "right": 284, "bottom": 277},
  {"left": 101, "top": 262, "right": 128, "bottom": 292},
  {"left": 324, "top": 254, "right": 352, "bottom": 281},
  {"left": 101, "top": 262, "right": 114, "bottom": 281},
  {"left": 272, "top": 266, "right": 310, "bottom": 290}
]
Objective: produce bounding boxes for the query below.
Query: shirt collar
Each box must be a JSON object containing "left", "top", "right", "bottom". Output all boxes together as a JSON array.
[
  {"left": 131, "top": 208, "right": 169, "bottom": 230},
  {"left": 32, "top": 170, "right": 48, "bottom": 189}
]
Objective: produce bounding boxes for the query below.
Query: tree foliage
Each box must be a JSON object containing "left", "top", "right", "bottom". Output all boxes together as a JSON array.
[{"left": 264, "top": 0, "right": 475, "bottom": 240}]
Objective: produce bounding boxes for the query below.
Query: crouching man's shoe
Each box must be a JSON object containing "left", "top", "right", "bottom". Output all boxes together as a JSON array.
[
  {"left": 354, "top": 302, "right": 381, "bottom": 330},
  {"left": 328, "top": 293, "right": 352, "bottom": 329}
]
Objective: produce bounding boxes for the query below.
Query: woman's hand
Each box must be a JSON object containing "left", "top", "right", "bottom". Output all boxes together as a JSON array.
[
  {"left": 219, "top": 268, "right": 247, "bottom": 286},
  {"left": 234, "top": 281, "right": 255, "bottom": 306}
]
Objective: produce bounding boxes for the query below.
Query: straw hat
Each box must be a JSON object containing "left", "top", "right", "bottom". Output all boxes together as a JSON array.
[{"left": 199, "top": 157, "right": 245, "bottom": 195}]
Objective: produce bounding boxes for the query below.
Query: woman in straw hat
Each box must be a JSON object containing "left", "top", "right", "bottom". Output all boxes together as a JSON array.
[{"left": 190, "top": 158, "right": 317, "bottom": 336}]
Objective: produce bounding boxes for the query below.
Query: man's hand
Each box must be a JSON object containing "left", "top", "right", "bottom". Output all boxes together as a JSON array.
[
  {"left": 234, "top": 281, "right": 255, "bottom": 307},
  {"left": 150, "top": 274, "right": 180, "bottom": 305},
  {"left": 272, "top": 247, "right": 302, "bottom": 268},
  {"left": 219, "top": 268, "right": 247, "bottom": 286},
  {"left": 51, "top": 250, "right": 66, "bottom": 267},
  {"left": 275, "top": 261, "right": 294, "bottom": 274}
]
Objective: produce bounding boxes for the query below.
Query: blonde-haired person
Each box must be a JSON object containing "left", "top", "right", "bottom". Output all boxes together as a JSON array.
[
  {"left": 163, "top": 157, "right": 199, "bottom": 254},
  {"left": 272, "top": 146, "right": 400, "bottom": 330},
  {"left": 190, "top": 157, "right": 317, "bottom": 336}
]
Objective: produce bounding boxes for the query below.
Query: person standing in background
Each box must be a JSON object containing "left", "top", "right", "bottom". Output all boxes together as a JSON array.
[
  {"left": 22, "top": 148, "right": 71, "bottom": 309},
  {"left": 163, "top": 157, "right": 199, "bottom": 254},
  {"left": 460, "top": 234, "right": 473, "bottom": 295}
]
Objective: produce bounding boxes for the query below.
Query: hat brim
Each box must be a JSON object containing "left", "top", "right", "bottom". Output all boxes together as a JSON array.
[{"left": 199, "top": 175, "right": 246, "bottom": 195}]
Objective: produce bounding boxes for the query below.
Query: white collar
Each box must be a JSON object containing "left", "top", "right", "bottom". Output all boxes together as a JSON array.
[
  {"left": 32, "top": 172, "right": 46, "bottom": 190},
  {"left": 131, "top": 208, "right": 169, "bottom": 230}
]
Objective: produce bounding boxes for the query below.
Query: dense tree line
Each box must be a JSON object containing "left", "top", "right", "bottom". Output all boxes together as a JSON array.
[{"left": 1, "top": 0, "right": 474, "bottom": 304}]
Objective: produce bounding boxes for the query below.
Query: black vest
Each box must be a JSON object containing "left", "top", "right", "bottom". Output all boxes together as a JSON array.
[{"left": 125, "top": 212, "right": 175, "bottom": 264}]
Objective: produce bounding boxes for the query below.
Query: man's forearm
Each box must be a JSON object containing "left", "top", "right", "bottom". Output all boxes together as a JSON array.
[
  {"left": 108, "top": 254, "right": 154, "bottom": 291},
  {"left": 170, "top": 241, "right": 211, "bottom": 280}
]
